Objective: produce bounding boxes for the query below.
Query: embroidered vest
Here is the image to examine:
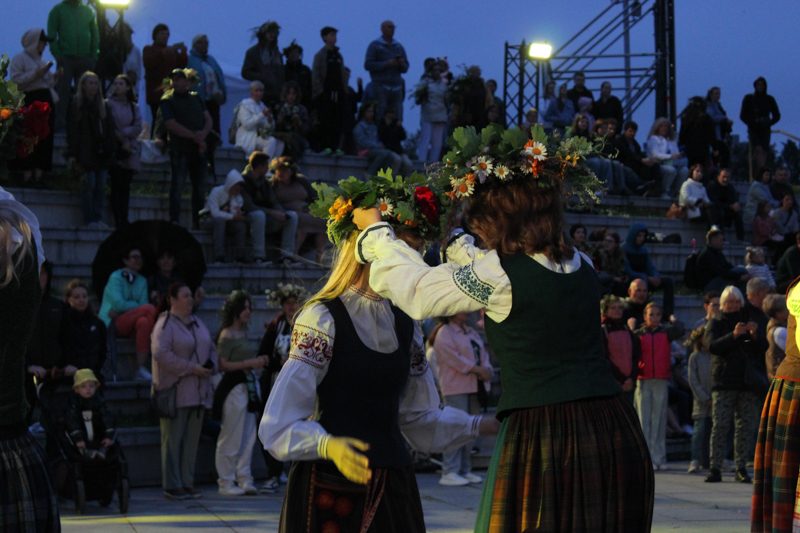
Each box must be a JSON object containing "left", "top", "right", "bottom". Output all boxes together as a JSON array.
[{"left": 317, "top": 298, "right": 414, "bottom": 468}]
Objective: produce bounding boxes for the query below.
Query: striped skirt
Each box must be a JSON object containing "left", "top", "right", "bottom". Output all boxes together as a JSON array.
[
  {"left": 0, "top": 429, "right": 60, "bottom": 532},
  {"left": 475, "top": 395, "right": 654, "bottom": 533},
  {"left": 751, "top": 378, "right": 800, "bottom": 532}
]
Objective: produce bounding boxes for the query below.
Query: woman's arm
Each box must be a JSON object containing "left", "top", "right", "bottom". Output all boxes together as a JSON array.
[
  {"left": 257, "top": 304, "right": 334, "bottom": 461},
  {"left": 356, "top": 223, "right": 512, "bottom": 322},
  {"left": 398, "top": 333, "right": 486, "bottom": 454}
]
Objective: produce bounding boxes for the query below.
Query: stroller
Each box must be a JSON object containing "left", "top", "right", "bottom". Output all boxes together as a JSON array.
[{"left": 39, "top": 382, "right": 130, "bottom": 514}]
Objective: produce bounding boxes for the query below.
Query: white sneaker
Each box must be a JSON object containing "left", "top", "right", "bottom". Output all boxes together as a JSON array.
[
  {"left": 218, "top": 485, "right": 246, "bottom": 496},
  {"left": 259, "top": 477, "right": 279, "bottom": 493},
  {"left": 136, "top": 367, "right": 152, "bottom": 381},
  {"left": 687, "top": 460, "right": 701, "bottom": 473},
  {"left": 240, "top": 482, "right": 258, "bottom": 495},
  {"left": 439, "top": 472, "right": 470, "bottom": 486},
  {"left": 462, "top": 472, "right": 483, "bottom": 484}
]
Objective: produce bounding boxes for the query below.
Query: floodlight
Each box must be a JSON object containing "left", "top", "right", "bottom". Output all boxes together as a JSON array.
[
  {"left": 528, "top": 42, "right": 553, "bottom": 60},
  {"left": 98, "top": 0, "right": 131, "bottom": 7}
]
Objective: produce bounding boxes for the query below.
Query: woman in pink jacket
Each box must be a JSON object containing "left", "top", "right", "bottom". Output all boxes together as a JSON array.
[{"left": 430, "top": 312, "right": 493, "bottom": 486}]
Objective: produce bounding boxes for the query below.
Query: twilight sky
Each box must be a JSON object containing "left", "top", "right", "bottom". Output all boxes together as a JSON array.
[{"left": 5, "top": 0, "right": 800, "bottom": 147}]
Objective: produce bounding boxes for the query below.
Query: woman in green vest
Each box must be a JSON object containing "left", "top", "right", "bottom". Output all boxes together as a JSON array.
[{"left": 352, "top": 126, "right": 654, "bottom": 532}]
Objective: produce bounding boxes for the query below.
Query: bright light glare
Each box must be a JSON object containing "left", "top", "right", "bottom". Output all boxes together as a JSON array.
[
  {"left": 528, "top": 42, "right": 553, "bottom": 60},
  {"left": 98, "top": 0, "right": 131, "bottom": 6}
]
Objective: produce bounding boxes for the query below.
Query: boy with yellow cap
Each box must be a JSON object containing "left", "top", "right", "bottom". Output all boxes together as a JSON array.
[{"left": 67, "top": 369, "right": 115, "bottom": 461}]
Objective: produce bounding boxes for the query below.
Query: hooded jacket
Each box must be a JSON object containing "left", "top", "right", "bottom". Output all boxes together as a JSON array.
[
  {"left": 601, "top": 317, "right": 641, "bottom": 383},
  {"left": 623, "top": 223, "right": 659, "bottom": 279},
  {"left": 740, "top": 77, "right": 780, "bottom": 132},
  {"left": 10, "top": 29, "right": 58, "bottom": 93},
  {"left": 206, "top": 170, "right": 246, "bottom": 220}
]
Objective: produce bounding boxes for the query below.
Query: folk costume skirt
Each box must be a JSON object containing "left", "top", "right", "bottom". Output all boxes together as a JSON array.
[
  {"left": 475, "top": 394, "right": 654, "bottom": 533},
  {"left": 279, "top": 460, "right": 424, "bottom": 533},
  {"left": 751, "top": 378, "right": 800, "bottom": 532},
  {"left": 0, "top": 427, "right": 60, "bottom": 532}
]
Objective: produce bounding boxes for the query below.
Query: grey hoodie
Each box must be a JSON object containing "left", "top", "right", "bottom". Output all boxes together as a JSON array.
[{"left": 10, "top": 28, "right": 57, "bottom": 93}]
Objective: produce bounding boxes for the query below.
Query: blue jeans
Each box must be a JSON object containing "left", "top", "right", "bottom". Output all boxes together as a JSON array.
[
  {"left": 82, "top": 169, "right": 107, "bottom": 224},
  {"left": 169, "top": 150, "right": 206, "bottom": 227},
  {"left": 373, "top": 84, "right": 404, "bottom": 121}
]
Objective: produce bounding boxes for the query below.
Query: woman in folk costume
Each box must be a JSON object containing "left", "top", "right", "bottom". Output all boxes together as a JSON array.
[
  {"left": 751, "top": 279, "right": 800, "bottom": 532},
  {"left": 352, "top": 125, "right": 654, "bottom": 532},
  {"left": 258, "top": 170, "right": 498, "bottom": 533}
]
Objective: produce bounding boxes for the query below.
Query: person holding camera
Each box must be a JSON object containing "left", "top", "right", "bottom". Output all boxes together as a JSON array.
[
  {"left": 704, "top": 285, "right": 766, "bottom": 483},
  {"left": 151, "top": 281, "right": 218, "bottom": 501},
  {"left": 9, "top": 28, "right": 59, "bottom": 184}
]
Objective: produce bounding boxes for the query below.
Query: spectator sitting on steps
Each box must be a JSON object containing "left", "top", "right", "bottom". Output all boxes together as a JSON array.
[
  {"left": 204, "top": 169, "right": 267, "bottom": 264},
  {"left": 707, "top": 168, "right": 744, "bottom": 242},
  {"left": 695, "top": 227, "right": 750, "bottom": 292},
  {"left": 623, "top": 278, "right": 650, "bottom": 331},
  {"left": 239, "top": 151, "right": 300, "bottom": 266}
]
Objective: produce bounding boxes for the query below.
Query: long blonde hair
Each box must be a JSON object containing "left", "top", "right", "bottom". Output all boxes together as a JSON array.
[
  {"left": 303, "top": 233, "right": 364, "bottom": 310},
  {"left": 0, "top": 206, "right": 34, "bottom": 288},
  {"left": 74, "top": 71, "right": 106, "bottom": 120}
]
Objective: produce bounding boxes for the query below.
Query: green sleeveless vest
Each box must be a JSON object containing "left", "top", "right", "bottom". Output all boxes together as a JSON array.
[{"left": 485, "top": 253, "right": 620, "bottom": 418}]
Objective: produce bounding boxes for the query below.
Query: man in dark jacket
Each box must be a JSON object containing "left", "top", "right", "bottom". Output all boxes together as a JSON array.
[
  {"left": 696, "top": 227, "right": 750, "bottom": 291},
  {"left": 364, "top": 20, "right": 408, "bottom": 121},
  {"left": 707, "top": 169, "right": 744, "bottom": 241},
  {"left": 311, "top": 26, "right": 347, "bottom": 153},
  {"left": 740, "top": 76, "right": 780, "bottom": 172},
  {"left": 143, "top": 23, "right": 187, "bottom": 134},
  {"left": 282, "top": 41, "right": 312, "bottom": 110},
  {"left": 615, "top": 121, "right": 659, "bottom": 188},
  {"left": 593, "top": 81, "right": 623, "bottom": 127},
  {"left": 241, "top": 21, "right": 284, "bottom": 107},
  {"left": 160, "top": 68, "right": 212, "bottom": 228},
  {"left": 566, "top": 71, "right": 594, "bottom": 109},
  {"left": 239, "top": 151, "right": 299, "bottom": 265}
]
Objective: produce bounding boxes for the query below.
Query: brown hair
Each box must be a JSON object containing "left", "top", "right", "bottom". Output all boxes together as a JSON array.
[
  {"left": 466, "top": 178, "right": 574, "bottom": 262},
  {"left": 64, "top": 278, "right": 89, "bottom": 300}
]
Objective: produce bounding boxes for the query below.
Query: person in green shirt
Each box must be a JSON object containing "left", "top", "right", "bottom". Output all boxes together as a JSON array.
[{"left": 47, "top": 0, "right": 99, "bottom": 130}]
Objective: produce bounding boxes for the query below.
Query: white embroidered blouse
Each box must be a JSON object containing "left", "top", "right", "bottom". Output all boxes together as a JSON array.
[
  {"left": 258, "top": 286, "right": 481, "bottom": 462},
  {"left": 354, "top": 222, "right": 592, "bottom": 323}
]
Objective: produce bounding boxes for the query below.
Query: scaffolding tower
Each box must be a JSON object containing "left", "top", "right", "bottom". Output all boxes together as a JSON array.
[{"left": 503, "top": 0, "right": 676, "bottom": 128}]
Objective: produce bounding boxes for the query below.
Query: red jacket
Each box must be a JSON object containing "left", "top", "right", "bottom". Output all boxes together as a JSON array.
[{"left": 635, "top": 323, "right": 684, "bottom": 380}]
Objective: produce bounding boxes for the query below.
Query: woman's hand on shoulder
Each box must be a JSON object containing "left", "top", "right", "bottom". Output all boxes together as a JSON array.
[{"left": 353, "top": 207, "right": 381, "bottom": 230}]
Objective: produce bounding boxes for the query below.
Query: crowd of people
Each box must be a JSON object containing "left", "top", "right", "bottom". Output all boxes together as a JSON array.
[
  {"left": 2, "top": 2, "right": 799, "bottom": 532},
  {"left": 3, "top": 3, "right": 784, "bottom": 246}
]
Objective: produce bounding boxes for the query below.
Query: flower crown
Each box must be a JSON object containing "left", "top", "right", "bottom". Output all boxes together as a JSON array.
[
  {"left": 265, "top": 282, "right": 308, "bottom": 306},
  {"left": 309, "top": 169, "right": 447, "bottom": 246},
  {"left": 431, "top": 124, "right": 602, "bottom": 205}
]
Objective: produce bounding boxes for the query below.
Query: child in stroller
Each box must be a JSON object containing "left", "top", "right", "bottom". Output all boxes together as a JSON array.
[{"left": 62, "top": 369, "right": 129, "bottom": 513}]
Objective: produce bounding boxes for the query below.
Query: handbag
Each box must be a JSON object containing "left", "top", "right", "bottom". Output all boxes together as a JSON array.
[{"left": 152, "top": 383, "right": 178, "bottom": 419}]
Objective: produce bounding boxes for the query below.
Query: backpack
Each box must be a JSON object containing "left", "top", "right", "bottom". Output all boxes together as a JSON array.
[
  {"left": 227, "top": 102, "right": 242, "bottom": 145},
  {"left": 683, "top": 252, "right": 701, "bottom": 290}
]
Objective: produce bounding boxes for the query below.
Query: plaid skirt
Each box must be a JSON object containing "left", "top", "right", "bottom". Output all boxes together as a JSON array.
[
  {"left": 751, "top": 378, "right": 800, "bottom": 533},
  {"left": 0, "top": 429, "right": 60, "bottom": 532},
  {"left": 475, "top": 395, "right": 654, "bottom": 533}
]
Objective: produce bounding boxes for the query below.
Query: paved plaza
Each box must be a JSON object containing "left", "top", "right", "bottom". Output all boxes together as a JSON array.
[{"left": 60, "top": 461, "right": 754, "bottom": 532}]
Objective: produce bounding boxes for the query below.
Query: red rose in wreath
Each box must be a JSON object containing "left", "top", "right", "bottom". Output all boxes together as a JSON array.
[{"left": 414, "top": 186, "right": 439, "bottom": 225}]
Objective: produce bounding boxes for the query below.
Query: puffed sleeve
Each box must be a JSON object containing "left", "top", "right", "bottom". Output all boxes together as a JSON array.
[
  {"left": 398, "top": 325, "right": 481, "bottom": 453},
  {"left": 443, "top": 231, "right": 486, "bottom": 266},
  {"left": 356, "top": 223, "right": 512, "bottom": 322},
  {"left": 258, "top": 303, "right": 335, "bottom": 461}
]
